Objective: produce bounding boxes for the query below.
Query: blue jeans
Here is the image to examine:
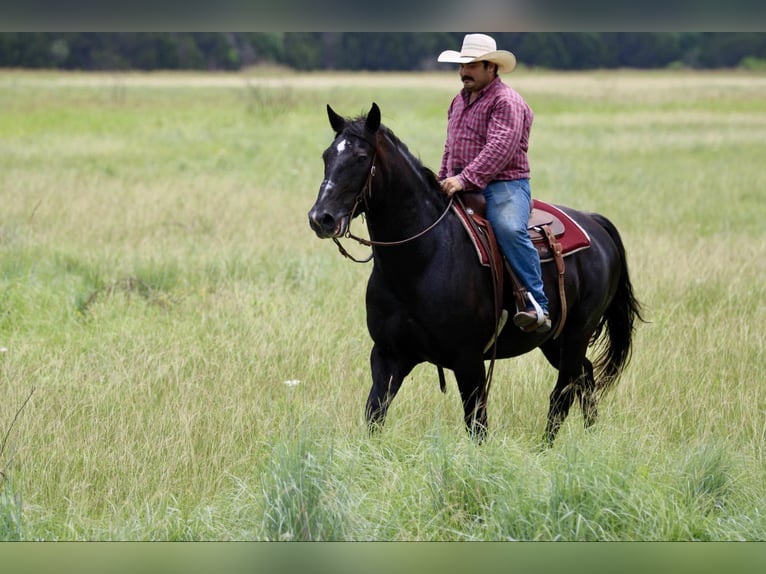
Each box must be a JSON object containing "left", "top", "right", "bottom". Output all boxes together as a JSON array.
[{"left": 482, "top": 179, "right": 549, "bottom": 313}]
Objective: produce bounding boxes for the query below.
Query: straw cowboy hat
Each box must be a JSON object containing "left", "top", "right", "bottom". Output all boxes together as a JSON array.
[{"left": 437, "top": 33, "right": 517, "bottom": 74}]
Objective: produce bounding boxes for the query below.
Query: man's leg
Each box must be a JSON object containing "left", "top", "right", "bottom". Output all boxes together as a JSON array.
[{"left": 482, "top": 179, "right": 550, "bottom": 331}]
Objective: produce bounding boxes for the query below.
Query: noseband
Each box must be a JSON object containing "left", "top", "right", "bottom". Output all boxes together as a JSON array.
[{"left": 333, "top": 150, "right": 454, "bottom": 263}]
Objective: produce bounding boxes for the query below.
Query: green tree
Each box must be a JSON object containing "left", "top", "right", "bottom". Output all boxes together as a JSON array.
[
  {"left": 1, "top": 32, "right": 766, "bottom": 71},
  {"left": 698, "top": 32, "right": 766, "bottom": 67},
  {"left": 282, "top": 33, "right": 322, "bottom": 71}
]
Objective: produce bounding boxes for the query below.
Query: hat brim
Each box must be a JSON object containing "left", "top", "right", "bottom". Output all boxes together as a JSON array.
[{"left": 438, "top": 49, "right": 517, "bottom": 74}]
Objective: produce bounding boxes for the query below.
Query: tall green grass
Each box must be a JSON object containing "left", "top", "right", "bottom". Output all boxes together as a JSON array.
[{"left": 0, "top": 70, "right": 764, "bottom": 540}]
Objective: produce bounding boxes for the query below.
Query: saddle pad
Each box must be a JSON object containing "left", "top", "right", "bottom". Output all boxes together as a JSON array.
[
  {"left": 453, "top": 198, "right": 591, "bottom": 265},
  {"left": 531, "top": 200, "right": 591, "bottom": 261},
  {"left": 453, "top": 204, "right": 493, "bottom": 266}
]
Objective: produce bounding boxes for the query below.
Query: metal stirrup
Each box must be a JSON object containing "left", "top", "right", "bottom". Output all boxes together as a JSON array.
[{"left": 526, "top": 292, "right": 546, "bottom": 327}]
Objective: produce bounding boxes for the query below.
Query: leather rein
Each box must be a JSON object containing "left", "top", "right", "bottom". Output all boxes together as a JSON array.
[{"left": 332, "top": 152, "right": 454, "bottom": 263}]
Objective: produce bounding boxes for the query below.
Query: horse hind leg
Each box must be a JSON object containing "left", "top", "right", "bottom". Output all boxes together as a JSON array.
[
  {"left": 544, "top": 359, "right": 599, "bottom": 446},
  {"left": 576, "top": 358, "right": 598, "bottom": 429},
  {"left": 453, "top": 357, "right": 489, "bottom": 442},
  {"left": 539, "top": 343, "right": 570, "bottom": 446},
  {"left": 545, "top": 372, "right": 577, "bottom": 447}
]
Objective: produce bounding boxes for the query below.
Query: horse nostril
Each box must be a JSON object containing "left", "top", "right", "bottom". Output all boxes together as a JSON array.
[
  {"left": 318, "top": 213, "right": 336, "bottom": 230},
  {"left": 309, "top": 209, "right": 337, "bottom": 235}
]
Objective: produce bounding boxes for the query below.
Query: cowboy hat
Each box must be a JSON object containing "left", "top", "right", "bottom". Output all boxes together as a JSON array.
[{"left": 437, "top": 33, "right": 517, "bottom": 74}]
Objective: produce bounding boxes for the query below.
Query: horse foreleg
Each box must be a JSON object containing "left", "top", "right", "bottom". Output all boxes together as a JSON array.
[
  {"left": 453, "top": 358, "right": 489, "bottom": 442},
  {"left": 365, "top": 344, "right": 416, "bottom": 434}
]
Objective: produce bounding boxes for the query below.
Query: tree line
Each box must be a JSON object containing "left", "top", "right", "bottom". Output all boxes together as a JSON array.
[{"left": 1, "top": 32, "right": 765, "bottom": 71}]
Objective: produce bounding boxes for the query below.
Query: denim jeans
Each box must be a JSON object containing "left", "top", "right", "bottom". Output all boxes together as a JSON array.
[{"left": 482, "top": 179, "right": 549, "bottom": 313}]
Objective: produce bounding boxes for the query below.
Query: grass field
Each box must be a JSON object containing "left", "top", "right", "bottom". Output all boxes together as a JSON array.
[{"left": 0, "top": 69, "right": 765, "bottom": 541}]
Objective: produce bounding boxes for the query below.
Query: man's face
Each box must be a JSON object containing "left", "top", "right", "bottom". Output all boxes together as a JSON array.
[{"left": 459, "top": 61, "right": 494, "bottom": 93}]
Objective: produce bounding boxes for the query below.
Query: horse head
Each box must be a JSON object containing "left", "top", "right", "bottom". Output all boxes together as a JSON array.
[{"left": 308, "top": 103, "right": 381, "bottom": 238}]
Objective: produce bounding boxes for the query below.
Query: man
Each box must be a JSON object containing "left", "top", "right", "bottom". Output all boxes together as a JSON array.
[{"left": 437, "top": 33, "right": 550, "bottom": 333}]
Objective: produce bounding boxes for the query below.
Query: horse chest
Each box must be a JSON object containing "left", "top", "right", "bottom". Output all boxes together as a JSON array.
[{"left": 367, "top": 262, "right": 490, "bottom": 354}]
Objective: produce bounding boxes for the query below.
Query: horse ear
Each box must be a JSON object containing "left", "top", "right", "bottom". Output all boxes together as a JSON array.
[
  {"left": 327, "top": 104, "right": 346, "bottom": 134},
  {"left": 365, "top": 102, "right": 381, "bottom": 133}
]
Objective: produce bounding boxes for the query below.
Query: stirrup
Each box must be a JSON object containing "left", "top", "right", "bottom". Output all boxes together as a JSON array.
[{"left": 513, "top": 293, "right": 550, "bottom": 333}]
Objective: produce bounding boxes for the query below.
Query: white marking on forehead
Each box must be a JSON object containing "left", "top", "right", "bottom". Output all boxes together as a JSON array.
[{"left": 336, "top": 138, "right": 349, "bottom": 153}]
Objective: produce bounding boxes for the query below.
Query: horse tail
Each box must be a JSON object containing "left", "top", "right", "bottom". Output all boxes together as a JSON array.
[{"left": 589, "top": 213, "right": 646, "bottom": 396}]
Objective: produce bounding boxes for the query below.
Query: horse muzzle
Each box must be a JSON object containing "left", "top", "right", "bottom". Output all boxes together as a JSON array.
[{"left": 308, "top": 207, "right": 349, "bottom": 239}]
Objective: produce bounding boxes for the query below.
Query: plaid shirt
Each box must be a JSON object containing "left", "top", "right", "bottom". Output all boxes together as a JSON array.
[{"left": 438, "top": 76, "right": 533, "bottom": 190}]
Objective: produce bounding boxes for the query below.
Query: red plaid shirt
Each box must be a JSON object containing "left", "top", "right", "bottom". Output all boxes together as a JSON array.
[{"left": 438, "top": 76, "right": 533, "bottom": 190}]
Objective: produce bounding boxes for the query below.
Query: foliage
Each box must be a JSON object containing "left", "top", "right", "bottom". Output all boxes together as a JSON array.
[
  {"left": 0, "top": 484, "right": 23, "bottom": 541},
  {"left": 1, "top": 32, "right": 766, "bottom": 71},
  {"left": 739, "top": 56, "right": 766, "bottom": 70}
]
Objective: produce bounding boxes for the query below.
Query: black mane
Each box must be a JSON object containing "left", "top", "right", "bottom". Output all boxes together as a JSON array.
[{"left": 345, "top": 116, "right": 441, "bottom": 192}]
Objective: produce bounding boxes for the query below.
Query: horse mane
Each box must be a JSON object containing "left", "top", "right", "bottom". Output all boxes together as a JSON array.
[{"left": 345, "top": 116, "right": 442, "bottom": 193}]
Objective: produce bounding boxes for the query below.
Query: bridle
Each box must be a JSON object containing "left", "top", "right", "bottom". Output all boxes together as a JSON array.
[{"left": 332, "top": 150, "right": 454, "bottom": 263}]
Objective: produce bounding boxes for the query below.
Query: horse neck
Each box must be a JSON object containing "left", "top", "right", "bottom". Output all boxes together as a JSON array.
[{"left": 365, "top": 139, "right": 445, "bottom": 242}]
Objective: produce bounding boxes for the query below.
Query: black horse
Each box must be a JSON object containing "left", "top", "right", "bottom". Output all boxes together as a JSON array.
[{"left": 308, "top": 103, "right": 643, "bottom": 445}]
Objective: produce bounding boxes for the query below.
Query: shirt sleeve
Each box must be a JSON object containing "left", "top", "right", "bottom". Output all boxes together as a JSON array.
[
  {"left": 459, "top": 97, "right": 523, "bottom": 190},
  {"left": 438, "top": 137, "right": 450, "bottom": 181},
  {"left": 438, "top": 101, "right": 455, "bottom": 180}
]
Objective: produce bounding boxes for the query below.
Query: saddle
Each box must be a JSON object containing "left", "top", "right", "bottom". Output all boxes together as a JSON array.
[{"left": 452, "top": 192, "right": 591, "bottom": 340}]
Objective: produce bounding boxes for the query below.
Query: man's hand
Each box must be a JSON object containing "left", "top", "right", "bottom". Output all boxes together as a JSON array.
[{"left": 440, "top": 176, "right": 464, "bottom": 197}]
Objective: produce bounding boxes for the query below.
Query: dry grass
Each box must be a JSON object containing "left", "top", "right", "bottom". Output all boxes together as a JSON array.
[{"left": 1, "top": 70, "right": 764, "bottom": 541}]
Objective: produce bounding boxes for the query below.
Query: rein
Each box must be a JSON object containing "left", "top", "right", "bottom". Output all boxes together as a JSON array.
[{"left": 333, "top": 153, "right": 455, "bottom": 263}]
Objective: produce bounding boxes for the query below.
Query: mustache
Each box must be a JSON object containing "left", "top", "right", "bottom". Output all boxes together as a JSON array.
[{"left": 461, "top": 75, "right": 474, "bottom": 82}]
